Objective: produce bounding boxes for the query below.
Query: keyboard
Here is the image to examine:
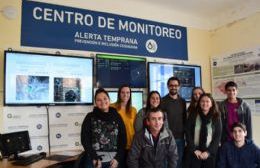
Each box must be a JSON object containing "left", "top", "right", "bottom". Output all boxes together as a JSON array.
[
  {"left": 12, "top": 153, "right": 46, "bottom": 166},
  {"left": 45, "top": 154, "right": 72, "bottom": 161}
]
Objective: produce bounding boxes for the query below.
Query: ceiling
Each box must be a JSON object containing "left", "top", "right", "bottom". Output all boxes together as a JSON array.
[{"left": 130, "top": 0, "right": 260, "bottom": 29}]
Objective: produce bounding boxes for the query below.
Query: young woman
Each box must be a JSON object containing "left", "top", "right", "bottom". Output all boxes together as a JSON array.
[
  {"left": 110, "top": 85, "right": 137, "bottom": 152},
  {"left": 81, "top": 88, "right": 126, "bottom": 168},
  {"left": 134, "top": 91, "right": 168, "bottom": 132},
  {"left": 187, "top": 87, "right": 205, "bottom": 117},
  {"left": 185, "top": 93, "right": 222, "bottom": 168}
]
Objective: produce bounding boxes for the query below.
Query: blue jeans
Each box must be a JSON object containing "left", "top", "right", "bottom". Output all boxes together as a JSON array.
[{"left": 175, "top": 139, "right": 185, "bottom": 168}]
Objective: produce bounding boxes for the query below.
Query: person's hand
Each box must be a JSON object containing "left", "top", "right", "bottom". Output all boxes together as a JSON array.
[
  {"left": 194, "top": 150, "right": 202, "bottom": 159},
  {"left": 110, "top": 159, "right": 118, "bottom": 168},
  {"left": 200, "top": 151, "right": 209, "bottom": 160},
  {"left": 93, "top": 159, "right": 102, "bottom": 168}
]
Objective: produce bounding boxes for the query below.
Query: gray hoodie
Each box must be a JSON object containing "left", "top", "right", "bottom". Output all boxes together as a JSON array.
[
  {"left": 127, "top": 127, "right": 178, "bottom": 168},
  {"left": 218, "top": 97, "right": 252, "bottom": 144}
]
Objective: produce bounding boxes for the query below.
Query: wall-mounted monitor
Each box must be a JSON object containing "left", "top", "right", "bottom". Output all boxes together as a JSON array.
[
  {"left": 4, "top": 51, "right": 94, "bottom": 106},
  {"left": 108, "top": 91, "right": 143, "bottom": 111},
  {"left": 148, "top": 62, "right": 201, "bottom": 101},
  {"left": 96, "top": 54, "right": 146, "bottom": 88}
]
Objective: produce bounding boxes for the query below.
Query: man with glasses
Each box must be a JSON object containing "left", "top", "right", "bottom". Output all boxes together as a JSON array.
[{"left": 161, "top": 76, "right": 186, "bottom": 168}]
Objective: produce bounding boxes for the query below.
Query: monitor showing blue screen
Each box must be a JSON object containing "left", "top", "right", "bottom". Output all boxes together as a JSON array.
[
  {"left": 108, "top": 91, "right": 143, "bottom": 111},
  {"left": 148, "top": 62, "right": 201, "bottom": 101},
  {"left": 4, "top": 51, "right": 94, "bottom": 105},
  {"left": 96, "top": 54, "right": 146, "bottom": 88}
]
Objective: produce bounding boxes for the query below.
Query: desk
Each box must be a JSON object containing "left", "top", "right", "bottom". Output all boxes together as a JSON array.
[
  {"left": 0, "top": 158, "right": 59, "bottom": 168},
  {"left": 0, "top": 151, "right": 81, "bottom": 168}
]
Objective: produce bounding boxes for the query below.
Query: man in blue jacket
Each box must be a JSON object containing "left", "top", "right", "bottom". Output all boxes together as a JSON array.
[{"left": 218, "top": 122, "right": 260, "bottom": 168}]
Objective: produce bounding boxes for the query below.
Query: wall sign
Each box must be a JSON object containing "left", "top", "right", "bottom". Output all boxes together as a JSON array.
[
  {"left": 211, "top": 47, "right": 260, "bottom": 100},
  {"left": 21, "top": 1, "right": 188, "bottom": 60}
]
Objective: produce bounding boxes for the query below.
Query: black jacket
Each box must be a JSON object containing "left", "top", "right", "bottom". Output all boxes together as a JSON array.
[
  {"left": 81, "top": 107, "right": 126, "bottom": 165},
  {"left": 185, "top": 112, "right": 222, "bottom": 156},
  {"left": 161, "top": 94, "right": 186, "bottom": 139}
]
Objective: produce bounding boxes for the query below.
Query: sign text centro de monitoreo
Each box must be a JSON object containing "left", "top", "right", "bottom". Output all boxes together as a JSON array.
[{"left": 21, "top": 1, "right": 188, "bottom": 60}]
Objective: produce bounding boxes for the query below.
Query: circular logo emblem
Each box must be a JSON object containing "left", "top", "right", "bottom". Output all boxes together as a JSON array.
[
  {"left": 7, "top": 113, "right": 12, "bottom": 118},
  {"left": 75, "top": 122, "right": 79, "bottom": 126},
  {"left": 56, "top": 112, "right": 61, "bottom": 118},
  {"left": 75, "top": 142, "right": 80, "bottom": 146},
  {"left": 56, "top": 133, "right": 62, "bottom": 139},
  {"left": 37, "top": 145, "right": 43, "bottom": 151},
  {"left": 145, "top": 39, "right": 158, "bottom": 53},
  {"left": 36, "top": 124, "right": 42, "bottom": 129}
]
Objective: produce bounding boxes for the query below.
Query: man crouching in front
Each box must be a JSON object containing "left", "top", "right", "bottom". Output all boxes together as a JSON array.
[{"left": 127, "top": 107, "right": 178, "bottom": 168}]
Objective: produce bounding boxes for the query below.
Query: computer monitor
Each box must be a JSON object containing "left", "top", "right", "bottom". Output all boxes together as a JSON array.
[
  {"left": 148, "top": 62, "right": 202, "bottom": 101},
  {"left": 4, "top": 51, "right": 94, "bottom": 106},
  {"left": 96, "top": 54, "right": 147, "bottom": 88},
  {"left": 0, "top": 131, "right": 31, "bottom": 159},
  {"left": 108, "top": 91, "right": 143, "bottom": 111}
]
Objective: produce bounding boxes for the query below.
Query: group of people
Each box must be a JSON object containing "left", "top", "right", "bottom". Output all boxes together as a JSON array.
[{"left": 80, "top": 77, "right": 260, "bottom": 168}]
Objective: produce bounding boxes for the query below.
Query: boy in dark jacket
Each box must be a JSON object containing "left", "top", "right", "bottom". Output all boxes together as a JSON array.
[
  {"left": 127, "top": 107, "right": 178, "bottom": 168},
  {"left": 218, "top": 122, "right": 260, "bottom": 168},
  {"left": 218, "top": 81, "right": 252, "bottom": 144}
]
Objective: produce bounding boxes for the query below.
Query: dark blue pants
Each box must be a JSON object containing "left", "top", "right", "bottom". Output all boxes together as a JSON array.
[
  {"left": 175, "top": 139, "right": 185, "bottom": 168},
  {"left": 84, "top": 156, "right": 110, "bottom": 168}
]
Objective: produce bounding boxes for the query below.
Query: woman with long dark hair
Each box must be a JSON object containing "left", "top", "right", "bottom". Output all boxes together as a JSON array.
[
  {"left": 81, "top": 88, "right": 126, "bottom": 168},
  {"left": 187, "top": 87, "right": 205, "bottom": 117},
  {"left": 134, "top": 91, "right": 168, "bottom": 132},
  {"left": 185, "top": 93, "right": 222, "bottom": 168},
  {"left": 110, "top": 85, "right": 137, "bottom": 156}
]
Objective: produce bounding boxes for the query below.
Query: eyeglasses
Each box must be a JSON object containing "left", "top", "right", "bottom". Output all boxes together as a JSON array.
[{"left": 168, "top": 84, "right": 179, "bottom": 88}]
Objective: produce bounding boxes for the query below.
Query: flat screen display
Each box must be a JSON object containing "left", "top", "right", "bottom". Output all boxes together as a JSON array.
[
  {"left": 148, "top": 62, "right": 201, "bottom": 101},
  {"left": 108, "top": 91, "right": 143, "bottom": 111},
  {"left": 0, "top": 131, "right": 31, "bottom": 157},
  {"left": 96, "top": 54, "right": 146, "bottom": 88},
  {"left": 4, "top": 51, "right": 94, "bottom": 105}
]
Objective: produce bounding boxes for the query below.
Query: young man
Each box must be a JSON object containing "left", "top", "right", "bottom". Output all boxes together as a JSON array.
[
  {"left": 218, "top": 81, "right": 252, "bottom": 144},
  {"left": 127, "top": 107, "right": 178, "bottom": 168},
  {"left": 217, "top": 122, "right": 260, "bottom": 168},
  {"left": 161, "top": 76, "right": 186, "bottom": 168}
]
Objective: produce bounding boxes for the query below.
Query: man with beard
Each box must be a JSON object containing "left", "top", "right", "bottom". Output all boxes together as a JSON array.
[{"left": 161, "top": 76, "right": 186, "bottom": 168}]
